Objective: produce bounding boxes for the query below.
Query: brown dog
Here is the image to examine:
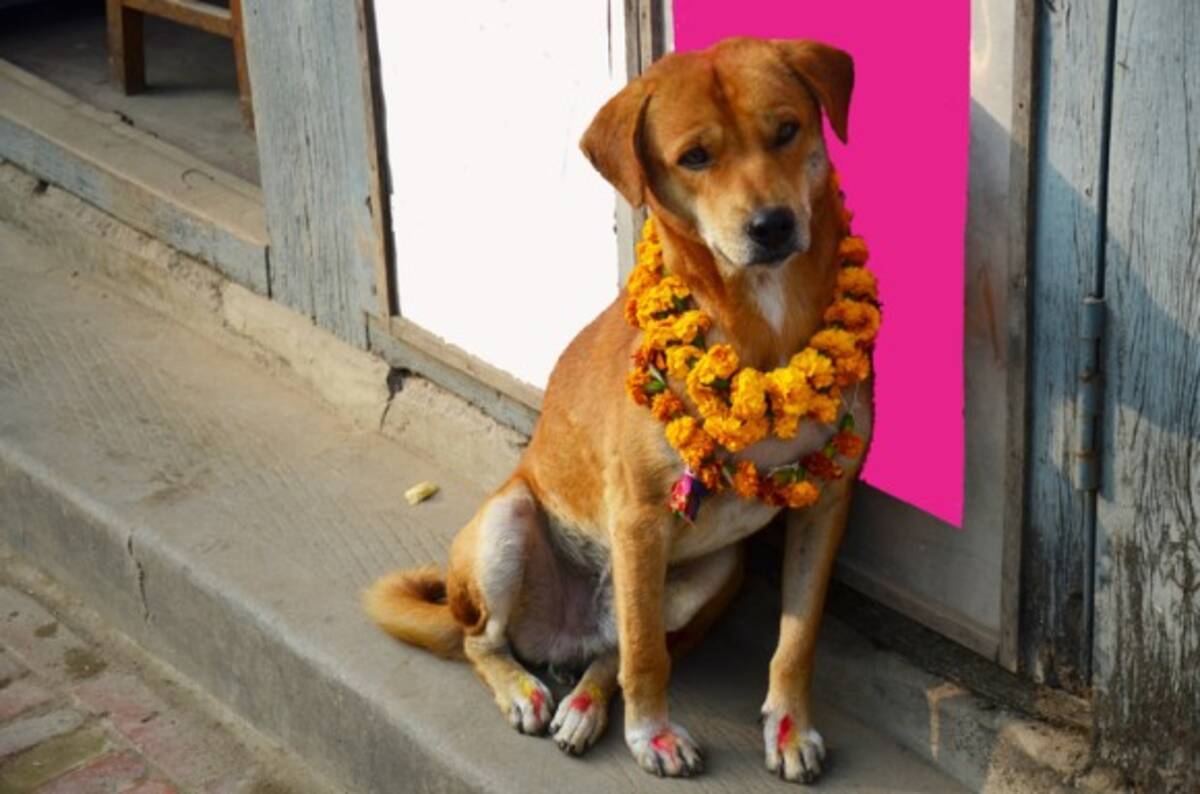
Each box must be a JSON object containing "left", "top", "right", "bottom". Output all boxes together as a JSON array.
[{"left": 365, "top": 36, "right": 867, "bottom": 784}]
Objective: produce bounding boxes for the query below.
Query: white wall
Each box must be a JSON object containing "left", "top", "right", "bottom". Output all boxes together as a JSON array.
[{"left": 375, "top": 1, "right": 625, "bottom": 388}]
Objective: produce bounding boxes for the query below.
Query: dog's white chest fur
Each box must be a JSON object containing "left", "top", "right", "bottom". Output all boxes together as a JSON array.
[{"left": 747, "top": 267, "right": 789, "bottom": 336}]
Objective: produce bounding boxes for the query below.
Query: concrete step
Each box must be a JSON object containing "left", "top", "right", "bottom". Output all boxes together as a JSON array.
[{"left": 0, "top": 214, "right": 973, "bottom": 791}]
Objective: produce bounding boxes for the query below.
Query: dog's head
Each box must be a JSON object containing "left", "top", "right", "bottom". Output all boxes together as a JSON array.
[{"left": 582, "top": 37, "right": 853, "bottom": 273}]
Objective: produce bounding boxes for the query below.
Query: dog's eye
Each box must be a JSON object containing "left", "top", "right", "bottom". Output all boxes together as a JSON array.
[
  {"left": 677, "top": 146, "right": 711, "bottom": 170},
  {"left": 775, "top": 121, "right": 800, "bottom": 147}
]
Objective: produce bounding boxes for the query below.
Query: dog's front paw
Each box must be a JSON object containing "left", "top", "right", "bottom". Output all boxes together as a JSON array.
[
  {"left": 626, "top": 721, "right": 704, "bottom": 777},
  {"left": 762, "top": 707, "right": 825, "bottom": 784},
  {"left": 550, "top": 683, "right": 609, "bottom": 755},
  {"left": 503, "top": 675, "right": 555, "bottom": 735}
]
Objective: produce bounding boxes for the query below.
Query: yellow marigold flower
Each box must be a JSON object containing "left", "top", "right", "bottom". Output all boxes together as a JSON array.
[
  {"left": 765, "top": 367, "right": 812, "bottom": 417},
  {"left": 665, "top": 417, "right": 715, "bottom": 469},
  {"left": 731, "top": 460, "right": 760, "bottom": 499},
  {"left": 672, "top": 310, "right": 710, "bottom": 345},
  {"left": 650, "top": 391, "right": 685, "bottom": 422},
  {"left": 788, "top": 348, "right": 835, "bottom": 391},
  {"left": 773, "top": 414, "right": 801, "bottom": 439},
  {"left": 834, "top": 350, "right": 871, "bottom": 386},
  {"left": 665, "top": 415, "right": 697, "bottom": 450},
  {"left": 635, "top": 276, "right": 690, "bottom": 327},
  {"left": 836, "top": 266, "right": 878, "bottom": 301},
  {"left": 642, "top": 216, "right": 659, "bottom": 243},
  {"left": 808, "top": 392, "right": 840, "bottom": 424},
  {"left": 838, "top": 235, "right": 869, "bottom": 265},
  {"left": 704, "top": 414, "right": 768, "bottom": 452},
  {"left": 691, "top": 344, "right": 739, "bottom": 386},
  {"left": 641, "top": 318, "right": 679, "bottom": 352},
  {"left": 626, "top": 261, "right": 661, "bottom": 298},
  {"left": 626, "top": 367, "right": 652, "bottom": 406},
  {"left": 810, "top": 328, "right": 858, "bottom": 360},
  {"left": 666, "top": 345, "right": 703, "bottom": 380},
  {"left": 635, "top": 238, "right": 662, "bottom": 263},
  {"left": 785, "top": 480, "right": 820, "bottom": 509},
  {"left": 686, "top": 375, "right": 728, "bottom": 418},
  {"left": 729, "top": 369, "right": 768, "bottom": 420}
]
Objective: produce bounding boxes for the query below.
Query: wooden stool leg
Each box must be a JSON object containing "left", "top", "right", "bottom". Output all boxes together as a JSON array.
[
  {"left": 230, "top": 0, "right": 254, "bottom": 129},
  {"left": 106, "top": 0, "right": 146, "bottom": 94}
]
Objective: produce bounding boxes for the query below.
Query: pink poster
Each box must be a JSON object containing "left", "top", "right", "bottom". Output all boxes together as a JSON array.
[{"left": 673, "top": 1, "right": 968, "bottom": 527}]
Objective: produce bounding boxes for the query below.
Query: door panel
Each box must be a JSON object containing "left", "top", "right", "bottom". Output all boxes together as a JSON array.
[{"left": 375, "top": 0, "right": 624, "bottom": 387}]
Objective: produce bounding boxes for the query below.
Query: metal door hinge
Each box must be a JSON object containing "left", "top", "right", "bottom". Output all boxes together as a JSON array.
[{"left": 1074, "top": 296, "right": 1105, "bottom": 490}]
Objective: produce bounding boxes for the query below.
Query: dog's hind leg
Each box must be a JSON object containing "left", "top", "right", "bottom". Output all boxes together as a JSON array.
[{"left": 451, "top": 479, "right": 556, "bottom": 735}]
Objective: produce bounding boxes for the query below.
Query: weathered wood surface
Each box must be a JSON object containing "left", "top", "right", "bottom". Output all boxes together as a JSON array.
[
  {"left": 0, "top": 60, "right": 269, "bottom": 293},
  {"left": 1094, "top": 0, "right": 1200, "bottom": 787},
  {"left": 240, "top": 0, "right": 388, "bottom": 346},
  {"left": 1022, "top": 0, "right": 1112, "bottom": 692}
]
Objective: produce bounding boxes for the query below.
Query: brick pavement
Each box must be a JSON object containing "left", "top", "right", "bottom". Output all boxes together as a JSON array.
[{"left": 0, "top": 568, "right": 330, "bottom": 793}]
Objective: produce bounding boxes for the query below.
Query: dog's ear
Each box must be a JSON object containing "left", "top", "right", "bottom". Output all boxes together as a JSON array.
[
  {"left": 580, "top": 78, "right": 653, "bottom": 208},
  {"left": 772, "top": 40, "right": 854, "bottom": 144}
]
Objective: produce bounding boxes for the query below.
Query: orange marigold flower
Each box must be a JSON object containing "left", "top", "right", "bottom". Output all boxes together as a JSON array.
[
  {"left": 626, "top": 367, "right": 653, "bottom": 406},
  {"left": 729, "top": 369, "right": 768, "bottom": 420},
  {"left": 810, "top": 328, "right": 858, "bottom": 359},
  {"left": 624, "top": 296, "right": 640, "bottom": 326},
  {"left": 803, "top": 452, "right": 844, "bottom": 481},
  {"left": 650, "top": 391, "right": 685, "bottom": 422},
  {"left": 835, "top": 266, "right": 878, "bottom": 301},
  {"left": 838, "top": 235, "right": 869, "bottom": 265},
  {"left": 808, "top": 391, "right": 840, "bottom": 424},
  {"left": 666, "top": 344, "right": 703, "bottom": 380},
  {"left": 832, "top": 430, "right": 865, "bottom": 458},
  {"left": 839, "top": 206, "right": 854, "bottom": 233},
  {"left": 697, "top": 463, "right": 722, "bottom": 491},
  {"left": 784, "top": 480, "right": 820, "bottom": 509},
  {"left": 731, "top": 460, "right": 760, "bottom": 499},
  {"left": 834, "top": 350, "right": 871, "bottom": 386},
  {"left": 824, "top": 299, "right": 881, "bottom": 337}
]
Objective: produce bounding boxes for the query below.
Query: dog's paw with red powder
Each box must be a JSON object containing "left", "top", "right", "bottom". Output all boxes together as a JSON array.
[
  {"left": 503, "top": 675, "right": 554, "bottom": 735},
  {"left": 626, "top": 721, "right": 704, "bottom": 777},
  {"left": 550, "top": 682, "right": 609, "bottom": 755},
  {"left": 762, "top": 707, "right": 825, "bottom": 784}
]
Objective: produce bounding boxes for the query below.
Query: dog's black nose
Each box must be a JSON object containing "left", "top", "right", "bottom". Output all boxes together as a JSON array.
[{"left": 745, "top": 207, "right": 797, "bottom": 251}]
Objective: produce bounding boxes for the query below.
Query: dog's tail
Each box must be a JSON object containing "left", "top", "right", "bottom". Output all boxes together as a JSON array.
[{"left": 363, "top": 566, "right": 463, "bottom": 660}]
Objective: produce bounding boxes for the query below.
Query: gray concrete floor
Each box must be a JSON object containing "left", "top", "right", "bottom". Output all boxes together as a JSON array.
[
  {"left": 0, "top": 212, "right": 967, "bottom": 792},
  {"left": 0, "top": 0, "right": 259, "bottom": 184}
]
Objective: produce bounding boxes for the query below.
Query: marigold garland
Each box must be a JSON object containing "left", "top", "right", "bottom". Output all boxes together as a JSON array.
[{"left": 624, "top": 172, "right": 881, "bottom": 520}]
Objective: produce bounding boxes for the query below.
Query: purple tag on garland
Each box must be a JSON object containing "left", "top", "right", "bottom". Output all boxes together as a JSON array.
[{"left": 669, "top": 470, "right": 707, "bottom": 523}]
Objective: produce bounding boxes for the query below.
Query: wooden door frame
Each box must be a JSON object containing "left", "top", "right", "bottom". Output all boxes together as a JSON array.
[{"left": 358, "top": 0, "right": 1044, "bottom": 673}]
